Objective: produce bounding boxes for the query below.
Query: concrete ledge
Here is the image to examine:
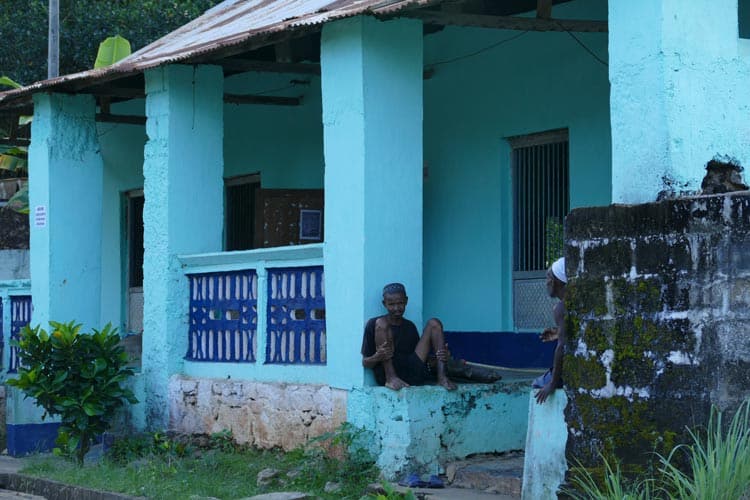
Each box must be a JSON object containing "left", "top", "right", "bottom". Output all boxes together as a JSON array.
[
  {"left": 0, "top": 473, "right": 138, "bottom": 500},
  {"left": 348, "top": 372, "right": 535, "bottom": 479}
]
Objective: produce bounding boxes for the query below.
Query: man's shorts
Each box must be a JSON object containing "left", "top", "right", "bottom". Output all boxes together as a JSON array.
[{"left": 394, "top": 352, "right": 433, "bottom": 386}]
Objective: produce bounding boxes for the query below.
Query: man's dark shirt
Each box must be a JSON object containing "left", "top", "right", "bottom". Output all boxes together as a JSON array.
[{"left": 361, "top": 317, "right": 420, "bottom": 386}]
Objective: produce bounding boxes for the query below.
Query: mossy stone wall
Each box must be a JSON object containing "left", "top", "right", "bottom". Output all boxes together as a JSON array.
[{"left": 563, "top": 192, "right": 750, "bottom": 468}]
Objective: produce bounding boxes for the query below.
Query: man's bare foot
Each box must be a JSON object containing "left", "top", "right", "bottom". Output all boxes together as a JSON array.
[
  {"left": 438, "top": 376, "right": 457, "bottom": 391},
  {"left": 385, "top": 377, "right": 410, "bottom": 390}
]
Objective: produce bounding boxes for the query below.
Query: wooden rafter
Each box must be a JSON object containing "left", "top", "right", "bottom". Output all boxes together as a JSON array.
[
  {"left": 224, "top": 93, "right": 300, "bottom": 106},
  {"left": 536, "top": 0, "right": 553, "bottom": 19},
  {"left": 406, "top": 10, "right": 607, "bottom": 33},
  {"left": 218, "top": 59, "right": 321, "bottom": 76}
]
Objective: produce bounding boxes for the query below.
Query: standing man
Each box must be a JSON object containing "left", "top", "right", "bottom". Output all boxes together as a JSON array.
[
  {"left": 535, "top": 257, "right": 567, "bottom": 404},
  {"left": 361, "top": 283, "right": 456, "bottom": 391}
]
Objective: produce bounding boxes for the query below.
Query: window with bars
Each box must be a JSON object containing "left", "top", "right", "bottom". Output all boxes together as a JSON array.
[
  {"left": 225, "top": 174, "right": 260, "bottom": 251},
  {"left": 509, "top": 129, "right": 569, "bottom": 329}
]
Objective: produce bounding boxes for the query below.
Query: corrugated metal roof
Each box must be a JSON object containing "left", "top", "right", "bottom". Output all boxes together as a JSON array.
[{"left": 0, "top": 0, "right": 439, "bottom": 108}]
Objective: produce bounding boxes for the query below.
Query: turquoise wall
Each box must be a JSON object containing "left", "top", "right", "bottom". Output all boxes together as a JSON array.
[
  {"left": 609, "top": 0, "right": 750, "bottom": 203},
  {"left": 98, "top": 99, "right": 146, "bottom": 332},
  {"left": 224, "top": 72, "right": 324, "bottom": 188},
  {"left": 422, "top": 0, "right": 611, "bottom": 331}
]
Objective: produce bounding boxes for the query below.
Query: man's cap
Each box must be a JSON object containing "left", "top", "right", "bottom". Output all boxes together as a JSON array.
[
  {"left": 382, "top": 283, "right": 406, "bottom": 295},
  {"left": 551, "top": 258, "right": 567, "bottom": 284}
]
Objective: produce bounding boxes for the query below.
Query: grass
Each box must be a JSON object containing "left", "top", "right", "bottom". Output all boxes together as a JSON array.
[
  {"left": 566, "top": 399, "right": 750, "bottom": 499},
  {"left": 19, "top": 427, "right": 382, "bottom": 499}
]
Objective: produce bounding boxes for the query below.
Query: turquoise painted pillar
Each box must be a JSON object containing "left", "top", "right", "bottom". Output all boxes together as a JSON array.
[
  {"left": 609, "top": 0, "right": 750, "bottom": 203},
  {"left": 28, "top": 93, "right": 103, "bottom": 328},
  {"left": 8, "top": 93, "right": 103, "bottom": 454},
  {"left": 142, "top": 64, "right": 224, "bottom": 428},
  {"left": 321, "top": 16, "right": 424, "bottom": 389}
]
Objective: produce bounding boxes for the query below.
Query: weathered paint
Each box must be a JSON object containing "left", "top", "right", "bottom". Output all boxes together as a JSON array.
[
  {"left": 609, "top": 0, "right": 750, "bottom": 203},
  {"left": 522, "top": 390, "right": 568, "bottom": 500},
  {"left": 28, "top": 93, "right": 103, "bottom": 330},
  {"left": 348, "top": 376, "right": 532, "bottom": 479},
  {"left": 321, "top": 16, "right": 424, "bottom": 389},
  {"left": 142, "top": 64, "right": 224, "bottom": 428},
  {"left": 423, "top": 0, "right": 611, "bottom": 330}
]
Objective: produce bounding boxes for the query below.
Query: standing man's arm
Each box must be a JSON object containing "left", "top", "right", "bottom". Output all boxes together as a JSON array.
[{"left": 536, "top": 302, "right": 565, "bottom": 404}]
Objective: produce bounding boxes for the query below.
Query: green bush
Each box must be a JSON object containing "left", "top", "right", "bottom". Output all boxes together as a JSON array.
[{"left": 7, "top": 321, "right": 138, "bottom": 464}]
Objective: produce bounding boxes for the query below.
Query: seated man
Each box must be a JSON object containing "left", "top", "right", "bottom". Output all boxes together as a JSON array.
[{"left": 361, "top": 283, "right": 457, "bottom": 391}]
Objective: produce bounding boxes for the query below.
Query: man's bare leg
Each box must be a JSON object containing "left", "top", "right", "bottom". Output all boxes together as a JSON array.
[
  {"left": 416, "top": 318, "right": 457, "bottom": 390},
  {"left": 375, "top": 317, "right": 410, "bottom": 390}
]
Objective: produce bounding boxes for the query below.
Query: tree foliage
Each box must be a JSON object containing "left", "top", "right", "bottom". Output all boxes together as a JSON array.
[{"left": 0, "top": 0, "right": 222, "bottom": 85}]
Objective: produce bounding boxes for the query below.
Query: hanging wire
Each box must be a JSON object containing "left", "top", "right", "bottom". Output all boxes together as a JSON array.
[
  {"left": 425, "top": 20, "right": 608, "bottom": 71},
  {"left": 426, "top": 31, "right": 529, "bottom": 69}
]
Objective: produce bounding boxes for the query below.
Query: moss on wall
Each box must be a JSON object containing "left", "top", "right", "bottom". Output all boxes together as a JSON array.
[{"left": 564, "top": 192, "right": 750, "bottom": 471}]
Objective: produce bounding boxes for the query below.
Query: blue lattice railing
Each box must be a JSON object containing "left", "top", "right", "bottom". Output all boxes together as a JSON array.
[
  {"left": 0, "top": 297, "right": 3, "bottom": 369},
  {"left": 9, "top": 295, "right": 32, "bottom": 373},
  {"left": 187, "top": 270, "right": 258, "bottom": 362},
  {"left": 267, "top": 266, "right": 326, "bottom": 364}
]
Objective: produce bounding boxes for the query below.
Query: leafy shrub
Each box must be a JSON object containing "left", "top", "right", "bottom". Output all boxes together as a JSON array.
[{"left": 7, "top": 321, "right": 138, "bottom": 464}]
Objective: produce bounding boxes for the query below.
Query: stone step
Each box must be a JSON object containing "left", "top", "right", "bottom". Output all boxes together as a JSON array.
[{"left": 444, "top": 451, "right": 524, "bottom": 498}]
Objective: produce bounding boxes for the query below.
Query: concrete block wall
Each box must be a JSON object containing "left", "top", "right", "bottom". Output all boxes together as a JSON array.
[{"left": 563, "top": 192, "right": 750, "bottom": 468}]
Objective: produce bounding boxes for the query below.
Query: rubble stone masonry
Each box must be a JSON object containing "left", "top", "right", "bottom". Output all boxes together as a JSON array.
[
  {"left": 564, "top": 192, "right": 750, "bottom": 469},
  {"left": 169, "top": 376, "right": 347, "bottom": 450}
]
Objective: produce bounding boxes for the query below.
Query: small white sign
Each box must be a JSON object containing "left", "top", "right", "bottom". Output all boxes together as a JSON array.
[{"left": 34, "top": 205, "right": 47, "bottom": 227}]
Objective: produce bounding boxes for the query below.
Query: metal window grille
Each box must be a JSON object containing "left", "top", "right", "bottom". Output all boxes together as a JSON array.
[
  {"left": 225, "top": 175, "right": 260, "bottom": 251},
  {"left": 187, "top": 270, "right": 258, "bottom": 362},
  {"left": 510, "top": 129, "right": 569, "bottom": 330},
  {"left": 8, "top": 295, "right": 31, "bottom": 373},
  {"left": 266, "top": 266, "right": 326, "bottom": 365},
  {"left": 512, "top": 134, "right": 569, "bottom": 272}
]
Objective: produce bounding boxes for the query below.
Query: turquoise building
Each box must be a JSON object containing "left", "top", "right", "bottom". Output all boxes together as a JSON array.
[{"left": 0, "top": 0, "right": 748, "bottom": 487}]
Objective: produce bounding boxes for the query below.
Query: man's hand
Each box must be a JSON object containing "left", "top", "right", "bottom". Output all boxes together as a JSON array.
[
  {"left": 540, "top": 327, "right": 559, "bottom": 343},
  {"left": 374, "top": 341, "right": 394, "bottom": 362},
  {"left": 535, "top": 383, "right": 555, "bottom": 404},
  {"left": 435, "top": 342, "right": 450, "bottom": 362}
]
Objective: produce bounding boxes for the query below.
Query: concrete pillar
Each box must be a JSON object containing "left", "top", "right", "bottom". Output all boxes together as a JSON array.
[
  {"left": 321, "top": 16, "right": 424, "bottom": 389},
  {"left": 7, "top": 93, "right": 103, "bottom": 454},
  {"left": 522, "top": 390, "right": 568, "bottom": 500},
  {"left": 609, "top": 0, "right": 750, "bottom": 203},
  {"left": 142, "top": 64, "right": 224, "bottom": 428},
  {"left": 28, "top": 93, "right": 103, "bottom": 328}
]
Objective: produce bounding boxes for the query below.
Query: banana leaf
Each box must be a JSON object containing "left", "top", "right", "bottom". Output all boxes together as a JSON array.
[
  {"left": 0, "top": 76, "right": 21, "bottom": 89},
  {"left": 94, "top": 35, "right": 131, "bottom": 68},
  {"left": 6, "top": 184, "right": 28, "bottom": 214},
  {"left": 0, "top": 153, "right": 27, "bottom": 173}
]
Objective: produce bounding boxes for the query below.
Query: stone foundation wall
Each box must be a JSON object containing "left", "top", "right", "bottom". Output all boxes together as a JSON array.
[
  {"left": 564, "top": 192, "right": 750, "bottom": 467},
  {"left": 168, "top": 376, "right": 347, "bottom": 450}
]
